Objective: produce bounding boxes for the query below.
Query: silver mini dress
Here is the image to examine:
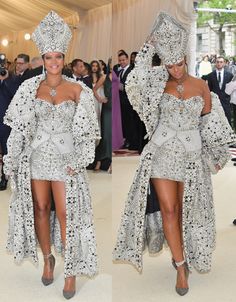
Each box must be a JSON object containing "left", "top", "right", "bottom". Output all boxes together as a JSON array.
[
  {"left": 30, "top": 99, "right": 76, "bottom": 181},
  {"left": 150, "top": 93, "right": 204, "bottom": 181}
]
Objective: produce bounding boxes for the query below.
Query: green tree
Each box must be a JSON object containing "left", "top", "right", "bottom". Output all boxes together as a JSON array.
[{"left": 198, "top": 0, "right": 236, "bottom": 55}]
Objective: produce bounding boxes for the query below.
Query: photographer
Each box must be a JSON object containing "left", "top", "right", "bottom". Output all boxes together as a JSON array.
[{"left": 0, "top": 54, "right": 21, "bottom": 190}]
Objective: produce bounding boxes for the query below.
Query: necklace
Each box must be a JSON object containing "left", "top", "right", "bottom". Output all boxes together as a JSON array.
[
  {"left": 171, "top": 73, "right": 189, "bottom": 113},
  {"left": 45, "top": 78, "right": 63, "bottom": 97}
]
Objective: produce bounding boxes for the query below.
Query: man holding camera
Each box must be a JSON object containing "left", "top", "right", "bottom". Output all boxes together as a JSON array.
[{"left": 0, "top": 54, "right": 21, "bottom": 190}]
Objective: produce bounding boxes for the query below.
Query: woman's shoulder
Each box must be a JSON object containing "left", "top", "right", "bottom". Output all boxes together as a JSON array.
[
  {"left": 189, "top": 75, "right": 208, "bottom": 89},
  {"left": 64, "top": 78, "right": 83, "bottom": 91}
]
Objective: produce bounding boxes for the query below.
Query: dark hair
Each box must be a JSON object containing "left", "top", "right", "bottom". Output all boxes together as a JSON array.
[
  {"left": 130, "top": 52, "right": 138, "bottom": 57},
  {"left": 83, "top": 62, "right": 92, "bottom": 75},
  {"left": 99, "top": 59, "right": 107, "bottom": 74},
  {"left": 216, "top": 56, "right": 225, "bottom": 62},
  {"left": 17, "top": 53, "right": 30, "bottom": 63},
  {"left": 118, "top": 49, "right": 126, "bottom": 54},
  {"left": 107, "top": 57, "right": 112, "bottom": 74},
  {"left": 90, "top": 60, "right": 102, "bottom": 81},
  {"left": 71, "top": 58, "right": 83, "bottom": 69},
  {"left": 118, "top": 52, "right": 128, "bottom": 59}
]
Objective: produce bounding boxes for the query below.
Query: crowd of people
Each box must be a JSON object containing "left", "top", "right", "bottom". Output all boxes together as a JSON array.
[{"left": 0, "top": 52, "right": 112, "bottom": 191}]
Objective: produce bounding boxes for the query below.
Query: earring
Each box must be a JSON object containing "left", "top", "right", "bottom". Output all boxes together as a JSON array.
[{"left": 42, "top": 64, "right": 46, "bottom": 76}]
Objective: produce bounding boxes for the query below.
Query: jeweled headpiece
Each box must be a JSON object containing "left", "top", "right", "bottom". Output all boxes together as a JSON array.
[
  {"left": 32, "top": 11, "right": 72, "bottom": 55},
  {"left": 152, "top": 12, "right": 189, "bottom": 65}
]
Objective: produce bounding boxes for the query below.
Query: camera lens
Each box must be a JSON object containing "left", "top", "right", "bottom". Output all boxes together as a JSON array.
[{"left": 0, "top": 69, "right": 7, "bottom": 76}]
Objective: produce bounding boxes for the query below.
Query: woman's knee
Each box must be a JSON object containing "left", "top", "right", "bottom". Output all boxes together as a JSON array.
[
  {"left": 34, "top": 199, "right": 51, "bottom": 216},
  {"left": 161, "top": 203, "right": 179, "bottom": 219}
]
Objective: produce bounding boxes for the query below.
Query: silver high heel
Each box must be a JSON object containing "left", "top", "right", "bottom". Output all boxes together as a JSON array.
[
  {"left": 41, "top": 253, "right": 55, "bottom": 286},
  {"left": 175, "top": 259, "right": 189, "bottom": 296},
  {"left": 63, "top": 276, "right": 76, "bottom": 300}
]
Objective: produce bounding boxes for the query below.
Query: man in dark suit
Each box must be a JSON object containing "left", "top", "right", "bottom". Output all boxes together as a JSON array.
[
  {"left": 15, "top": 53, "right": 30, "bottom": 77},
  {"left": 206, "top": 56, "right": 233, "bottom": 125},
  {"left": 113, "top": 49, "right": 127, "bottom": 76},
  {"left": 118, "top": 52, "right": 139, "bottom": 149},
  {"left": 81, "top": 62, "right": 93, "bottom": 89}
]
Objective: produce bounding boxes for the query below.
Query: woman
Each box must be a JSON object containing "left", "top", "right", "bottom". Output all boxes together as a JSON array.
[
  {"left": 113, "top": 12, "right": 235, "bottom": 296},
  {"left": 93, "top": 58, "right": 112, "bottom": 172},
  {"left": 3, "top": 11, "right": 99, "bottom": 299},
  {"left": 91, "top": 60, "right": 103, "bottom": 130},
  {"left": 91, "top": 60, "right": 102, "bottom": 86},
  {"left": 99, "top": 59, "right": 107, "bottom": 75}
]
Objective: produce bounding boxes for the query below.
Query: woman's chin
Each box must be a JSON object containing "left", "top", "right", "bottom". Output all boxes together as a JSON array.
[{"left": 47, "top": 69, "right": 62, "bottom": 75}]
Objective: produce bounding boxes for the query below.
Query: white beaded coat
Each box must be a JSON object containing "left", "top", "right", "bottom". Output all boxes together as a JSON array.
[
  {"left": 3, "top": 75, "right": 100, "bottom": 278},
  {"left": 113, "top": 43, "right": 236, "bottom": 273}
]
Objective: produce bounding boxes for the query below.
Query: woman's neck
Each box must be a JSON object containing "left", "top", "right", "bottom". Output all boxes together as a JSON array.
[
  {"left": 171, "top": 72, "right": 189, "bottom": 84},
  {"left": 45, "top": 73, "right": 63, "bottom": 87}
]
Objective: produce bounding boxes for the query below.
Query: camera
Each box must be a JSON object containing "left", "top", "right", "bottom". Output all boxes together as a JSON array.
[{"left": 0, "top": 54, "right": 7, "bottom": 76}]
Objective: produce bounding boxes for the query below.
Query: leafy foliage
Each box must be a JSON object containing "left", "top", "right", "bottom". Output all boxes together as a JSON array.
[{"left": 198, "top": 0, "right": 236, "bottom": 26}]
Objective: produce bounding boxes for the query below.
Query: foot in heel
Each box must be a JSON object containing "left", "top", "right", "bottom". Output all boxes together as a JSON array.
[
  {"left": 63, "top": 276, "right": 76, "bottom": 299},
  {"left": 174, "top": 260, "right": 189, "bottom": 296},
  {"left": 41, "top": 253, "right": 55, "bottom": 286}
]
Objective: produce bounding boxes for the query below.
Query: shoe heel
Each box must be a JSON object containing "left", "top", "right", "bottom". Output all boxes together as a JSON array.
[
  {"left": 41, "top": 254, "right": 55, "bottom": 286},
  {"left": 175, "top": 260, "right": 189, "bottom": 296}
]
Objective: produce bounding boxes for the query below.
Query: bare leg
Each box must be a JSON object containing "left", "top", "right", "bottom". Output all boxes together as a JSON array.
[
  {"left": 31, "top": 180, "right": 53, "bottom": 280},
  {"left": 177, "top": 182, "right": 184, "bottom": 246},
  {"left": 51, "top": 181, "right": 76, "bottom": 293},
  {"left": 94, "top": 160, "right": 101, "bottom": 172},
  {"left": 151, "top": 178, "right": 188, "bottom": 289}
]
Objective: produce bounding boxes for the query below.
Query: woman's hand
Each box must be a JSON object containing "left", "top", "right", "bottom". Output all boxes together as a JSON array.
[
  {"left": 101, "top": 97, "right": 108, "bottom": 103},
  {"left": 215, "top": 164, "right": 221, "bottom": 172},
  {"left": 66, "top": 166, "right": 77, "bottom": 176}
]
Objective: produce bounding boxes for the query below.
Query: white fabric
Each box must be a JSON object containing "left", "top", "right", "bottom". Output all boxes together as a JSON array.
[{"left": 225, "top": 80, "right": 236, "bottom": 105}]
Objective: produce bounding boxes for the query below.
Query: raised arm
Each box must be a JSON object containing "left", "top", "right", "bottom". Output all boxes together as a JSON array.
[{"left": 93, "top": 75, "right": 106, "bottom": 103}]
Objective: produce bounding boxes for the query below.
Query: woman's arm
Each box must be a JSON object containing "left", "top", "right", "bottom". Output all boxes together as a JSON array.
[{"left": 93, "top": 75, "right": 106, "bottom": 103}]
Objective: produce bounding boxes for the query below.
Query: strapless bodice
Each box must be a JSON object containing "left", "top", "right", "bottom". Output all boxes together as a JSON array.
[
  {"left": 35, "top": 98, "right": 76, "bottom": 134},
  {"left": 158, "top": 93, "right": 204, "bottom": 131}
]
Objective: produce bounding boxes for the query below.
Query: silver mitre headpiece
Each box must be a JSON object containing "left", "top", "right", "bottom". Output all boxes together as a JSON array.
[
  {"left": 151, "top": 12, "right": 189, "bottom": 65},
  {"left": 32, "top": 11, "right": 72, "bottom": 55}
]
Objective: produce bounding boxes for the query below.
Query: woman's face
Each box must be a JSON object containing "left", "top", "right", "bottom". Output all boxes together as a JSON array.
[
  {"left": 91, "top": 62, "right": 99, "bottom": 73},
  {"left": 43, "top": 52, "right": 64, "bottom": 75},
  {"left": 165, "top": 59, "right": 186, "bottom": 80}
]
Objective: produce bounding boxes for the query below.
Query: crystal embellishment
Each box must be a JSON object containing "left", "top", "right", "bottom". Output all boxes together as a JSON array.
[
  {"left": 151, "top": 12, "right": 189, "bottom": 65},
  {"left": 49, "top": 88, "right": 57, "bottom": 97},
  {"left": 32, "top": 11, "right": 72, "bottom": 55}
]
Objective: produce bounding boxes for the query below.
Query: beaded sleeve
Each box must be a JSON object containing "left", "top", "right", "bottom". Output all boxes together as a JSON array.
[
  {"left": 66, "top": 82, "right": 100, "bottom": 172},
  {"left": 200, "top": 92, "right": 236, "bottom": 169},
  {"left": 3, "top": 80, "right": 37, "bottom": 177},
  {"left": 3, "top": 131, "right": 25, "bottom": 177},
  {"left": 126, "top": 43, "right": 169, "bottom": 138}
]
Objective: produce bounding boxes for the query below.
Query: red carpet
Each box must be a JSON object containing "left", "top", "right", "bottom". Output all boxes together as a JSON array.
[{"left": 113, "top": 149, "right": 139, "bottom": 157}]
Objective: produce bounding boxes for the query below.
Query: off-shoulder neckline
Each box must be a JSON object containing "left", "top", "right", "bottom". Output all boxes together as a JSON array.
[
  {"left": 35, "top": 98, "right": 76, "bottom": 106},
  {"left": 163, "top": 92, "right": 204, "bottom": 103}
]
